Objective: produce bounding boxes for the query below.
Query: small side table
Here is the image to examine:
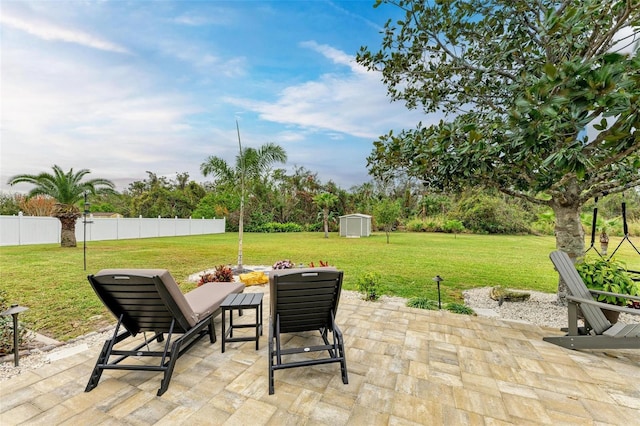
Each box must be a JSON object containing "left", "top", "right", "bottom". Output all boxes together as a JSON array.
[{"left": 221, "top": 293, "right": 263, "bottom": 353}]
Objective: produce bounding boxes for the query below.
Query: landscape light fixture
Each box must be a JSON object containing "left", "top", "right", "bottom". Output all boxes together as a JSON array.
[
  {"left": 432, "top": 275, "right": 443, "bottom": 309},
  {"left": 1, "top": 304, "right": 29, "bottom": 366}
]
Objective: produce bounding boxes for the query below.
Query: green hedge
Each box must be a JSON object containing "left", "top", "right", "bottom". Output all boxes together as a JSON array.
[{"left": 247, "top": 222, "right": 303, "bottom": 233}]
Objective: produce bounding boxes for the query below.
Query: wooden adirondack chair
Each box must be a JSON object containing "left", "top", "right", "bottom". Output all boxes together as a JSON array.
[{"left": 543, "top": 251, "right": 640, "bottom": 350}]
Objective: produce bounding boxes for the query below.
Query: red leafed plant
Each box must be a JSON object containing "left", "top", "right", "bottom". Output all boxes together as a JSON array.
[{"left": 197, "top": 265, "right": 234, "bottom": 286}]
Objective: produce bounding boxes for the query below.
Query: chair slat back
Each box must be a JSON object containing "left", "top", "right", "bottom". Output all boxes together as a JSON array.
[
  {"left": 88, "top": 269, "right": 193, "bottom": 335},
  {"left": 270, "top": 268, "right": 343, "bottom": 333},
  {"left": 550, "top": 251, "right": 611, "bottom": 334}
]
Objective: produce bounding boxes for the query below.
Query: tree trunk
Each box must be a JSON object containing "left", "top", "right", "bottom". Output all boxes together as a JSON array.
[
  {"left": 58, "top": 216, "right": 78, "bottom": 247},
  {"left": 237, "top": 201, "right": 244, "bottom": 272},
  {"left": 323, "top": 209, "right": 329, "bottom": 238},
  {"left": 54, "top": 203, "right": 80, "bottom": 248},
  {"left": 552, "top": 201, "right": 585, "bottom": 304}
]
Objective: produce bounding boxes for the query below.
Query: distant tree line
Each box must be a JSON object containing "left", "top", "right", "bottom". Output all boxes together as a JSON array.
[{"left": 2, "top": 163, "right": 638, "bottom": 237}]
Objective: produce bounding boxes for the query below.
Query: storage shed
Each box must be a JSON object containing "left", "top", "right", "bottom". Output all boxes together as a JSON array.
[{"left": 339, "top": 213, "right": 371, "bottom": 238}]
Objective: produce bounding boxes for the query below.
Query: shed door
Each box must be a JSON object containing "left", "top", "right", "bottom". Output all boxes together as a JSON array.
[{"left": 346, "top": 217, "right": 361, "bottom": 237}]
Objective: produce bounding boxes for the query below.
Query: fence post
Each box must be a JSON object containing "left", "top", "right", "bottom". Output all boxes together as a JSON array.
[{"left": 18, "top": 211, "right": 23, "bottom": 245}]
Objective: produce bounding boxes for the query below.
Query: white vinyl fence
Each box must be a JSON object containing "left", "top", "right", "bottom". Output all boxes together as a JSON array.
[{"left": 0, "top": 214, "right": 226, "bottom": 246}]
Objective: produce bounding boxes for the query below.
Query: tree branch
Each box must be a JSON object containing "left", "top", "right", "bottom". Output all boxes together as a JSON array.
[
  {"left": 585, "top": 1, "right": 634, "bottom": 58},
  {"left": 581, "top": 178, "right": 640, "bottom": 203},
  {"left": 496, "top": 185, "right": 552, "bottom": 206},
  {"left": 420, "top": 5, "right": 518, "bottom": 83},
  {"left": 521, "top": 17, "right": 543, "bottom": 48},
  {"left": 587, "top": 139, "right": 640, "bottom": 171}
]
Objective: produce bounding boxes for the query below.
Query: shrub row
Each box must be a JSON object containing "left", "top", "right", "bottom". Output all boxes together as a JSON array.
[{"left": 245, "top": 222, "right": 303, "bottom": 233}]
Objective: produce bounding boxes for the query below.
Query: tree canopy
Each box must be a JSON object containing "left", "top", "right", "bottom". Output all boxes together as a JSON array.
[
  {"left": 8, "top": 165, "right": 115, "bottom": 205},
  {"left": 200, "top": 142, "right": 287, "bottom": 188},
  {"left": 126, "top": 172, "right": 204, "bottom": 218},
  {"left": 357, "top": 0, "right": 640, "bottom": 299}
]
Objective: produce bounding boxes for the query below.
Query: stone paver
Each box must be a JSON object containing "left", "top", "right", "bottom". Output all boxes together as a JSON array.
[{"left": 1, "top": 286, "right": 639, "bottom": 425}]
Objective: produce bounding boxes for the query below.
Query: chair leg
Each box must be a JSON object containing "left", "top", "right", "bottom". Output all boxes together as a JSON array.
[
  {"left": 85, "top": 315, "right": 216, "bottom": 396},
  {"left": 158, "top": 338, "right": 183, "bottom": 396},
  {"left": 85, "top": 339, "right": 109, "bottom": 392},
  {"left": 268, "top": 322, "right": 275, "bottom": 395},
  {"left": 85, "top": 316, "right": 128, "bottom": 392},
  {"left": 568, "top": 302, "right": 580, "bottom": 336},
  {"left": 341, "top": 362, "right": 348, "bottom": 384},
  {"left": 320, "top": 327, "right": 336, "bottom": 357},
  {"left": 338, "top": 334, "right": 348, "bottom": 385},
  {"left": 333, "top": 318, "right": 348, "bottom": 385},
  {"left": 209, "top": 316, "right": 216, "bottom": 343}
]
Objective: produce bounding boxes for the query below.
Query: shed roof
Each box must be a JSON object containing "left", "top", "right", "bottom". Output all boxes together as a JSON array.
[{"left": 339, "top": 213, "right": 371, "bottom": 218}]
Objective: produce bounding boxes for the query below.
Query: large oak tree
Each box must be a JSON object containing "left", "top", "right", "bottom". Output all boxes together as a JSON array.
[{"left": 358, "top": 0, "right": 640, "bottom": 300}]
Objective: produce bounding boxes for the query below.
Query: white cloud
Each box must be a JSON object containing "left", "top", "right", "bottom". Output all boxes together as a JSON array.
[
  {"left": 275, "top": 131, "right": 306, "bottom": 143},
  {"left": 173, "top": 10, "right": 233, "bottom": 27},
  {"left": 226, "top": 43, "right": 432, "bottom": 140},
  {"left": 0, "top": 7, "right": 130, "bottom": 54},
  {"left": 157, "top": 40, "right": 248, "bottom": 77},
  {"left": 299, "top": 41, "right": 361, "bottom": 72},
  {"left": 0, "top": 42, "right": 205, "bottom": 192}
]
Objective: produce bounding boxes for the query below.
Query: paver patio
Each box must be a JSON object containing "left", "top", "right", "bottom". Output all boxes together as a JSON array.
[{"left": 1, "top": 285, "right": 639, "bottom": 425}]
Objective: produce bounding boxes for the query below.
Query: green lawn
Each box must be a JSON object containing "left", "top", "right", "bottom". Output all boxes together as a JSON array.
[{"left": 1, "top": 232, "right": 639, "bottom": 341}]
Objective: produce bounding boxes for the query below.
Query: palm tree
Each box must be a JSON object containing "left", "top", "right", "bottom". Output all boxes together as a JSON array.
[
  {"left": 8, "top": 165, "right": 116, "bottom": 247},
  {"left": 313, "top": 192, "right": 338, "bottom": 238},
  {"left": 201, "top": 142, "right": 287, "bottom": 186},
  {"left": 201, "top": 141, "right": 287, "bottom": 271}
]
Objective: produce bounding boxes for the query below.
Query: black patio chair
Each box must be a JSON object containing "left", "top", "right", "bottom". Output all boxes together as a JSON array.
[
  {"left": 268, "top": 267, "right": 348, "bottom": 394},
  {"left": 86, "top": 269, "right": 244, "bottom": 396}
]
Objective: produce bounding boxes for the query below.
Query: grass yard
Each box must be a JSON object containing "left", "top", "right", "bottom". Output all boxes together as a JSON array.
[{"left": 1, "top": 231, "right": 639, "bottom": 341}]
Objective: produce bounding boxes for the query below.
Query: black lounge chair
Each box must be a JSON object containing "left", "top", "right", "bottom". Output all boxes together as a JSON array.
[
  {"left": 86, "top": 269, "right": 244, "bottom": 396},
  {"left": 543, "top": 251, "right": 640, "bottom": 350},
  {"left": 268, "top": 267, "right": 348, "bottom": 394}
]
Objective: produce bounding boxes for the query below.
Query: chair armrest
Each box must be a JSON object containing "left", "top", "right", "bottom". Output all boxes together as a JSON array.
[
  {"left": 587, "top": 289, "right": 640, "bottom": 302},
  {"left": 566, "top": 295, "right": 640, "bottom": 315}
]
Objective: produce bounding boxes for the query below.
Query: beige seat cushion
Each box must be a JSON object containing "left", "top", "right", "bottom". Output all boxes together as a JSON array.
[{"left": 184, "top": 281, "right": 245, "bottom": 323}]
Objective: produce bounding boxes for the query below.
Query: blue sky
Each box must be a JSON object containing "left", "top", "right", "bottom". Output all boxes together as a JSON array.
[{"left": 1, "top": 0, "right": 433, "bottom": 193}]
